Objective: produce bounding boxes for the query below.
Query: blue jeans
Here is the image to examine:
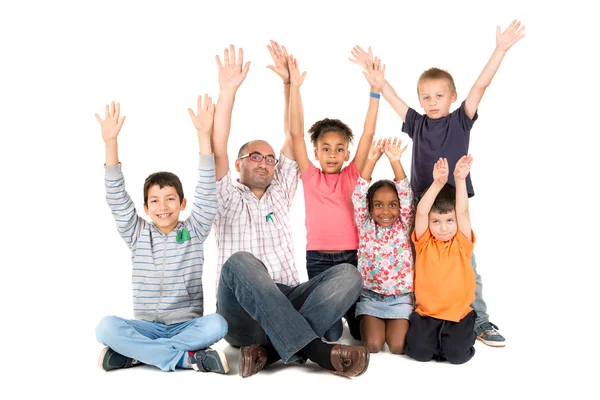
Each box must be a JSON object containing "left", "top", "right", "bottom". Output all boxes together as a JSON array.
[
  {"left": 216, "top": 251, "right": 362, "bottom": 363},
  {"left": 472, "top": 253, "right": 489, "bottom": 327},
  {"left": 306, "top": 250, "right": 361, "bottom": 341},
  {"left": 95, "top": 314, "right": 227, "bottom": 371}
]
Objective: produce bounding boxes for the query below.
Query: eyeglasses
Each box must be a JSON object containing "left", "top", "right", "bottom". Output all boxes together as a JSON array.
[{"left": 238, "top": 152, "right": 278, "bottom": 166}]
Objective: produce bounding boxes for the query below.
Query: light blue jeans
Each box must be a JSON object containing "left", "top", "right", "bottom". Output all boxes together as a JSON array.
[
  {"left": 95, "top": 313, "right": 228, "bottom": 371},
  {"left": 217, "top": 251, "right": 362, "bottom": 363},
  {"left": 472, "top": 253, "right": 489, "bottom": 327}
]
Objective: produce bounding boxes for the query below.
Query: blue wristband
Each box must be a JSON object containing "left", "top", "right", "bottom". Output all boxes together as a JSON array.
[{"left": 369, "top": 92, "right": 381, "bottom": 99}]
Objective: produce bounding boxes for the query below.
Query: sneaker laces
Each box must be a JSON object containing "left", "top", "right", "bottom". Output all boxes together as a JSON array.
[{"left": 481, "top": 322, "right": 500, "bottom": 335}]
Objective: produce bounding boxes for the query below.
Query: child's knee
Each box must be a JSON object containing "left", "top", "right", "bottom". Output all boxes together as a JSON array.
[
  {"left": 362, "top": 337, "right": 385, "bottom": 353},
  {"left": 444, "top": 345, "right": 475, "bottom": 364},
  {"left": 95, "top": 315, "right": 121, "bottom": 343},
  {"left": 405, "top": 338, "right": 436, "bottom": 361},
  {"left": 387, "top": 340, "right": 405, "bottom": 355},
  {"left": 200, "top": 313, "right": 228, "bottom": 339}
]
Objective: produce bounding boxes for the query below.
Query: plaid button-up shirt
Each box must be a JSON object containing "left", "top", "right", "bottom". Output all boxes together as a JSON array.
[{"left": 214, "top": 153, "right": 300, "bottom": 286}]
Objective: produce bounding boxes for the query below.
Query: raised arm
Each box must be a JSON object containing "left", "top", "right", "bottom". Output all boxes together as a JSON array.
[
  {"left": 288, "top": 54, "right": 310, "bottom": 173},
  {"left": 380, "top": 79, "right": 410, "bottom": 122},
  {"left": 212, "top": 45, "right": 251, "bottom": 181},
  {"left": 95, "top": 101, "right": 126, "bottom": 166},
  {"left": 414, "top": 158, "right": 448, "bottom": 240},
  {"left": 383, "top": 137, "right": 408, "bottom": 181},
  {"left": 453, "top": 155, "right": 473, "bottom": 240},
  {"left": 359, "top": 138, "right": 385, "bottom": 181},
  {"left": 187, "top": 94, "right": 218, "bottom": 239},
  {"left": 188, "top": 94, "right": 215, "bottom": 155},
  {"left": 352, "top": 56, "right": 385, "bottom": 171},
  {"left": 464, "top": 19, "right": 526, "bottom": 119},
  {"left": 96, "top": 102, "right": 143, "bottom": 248},
  {"left": 267, "top": 40, "right": 295, "bottom": 160}
]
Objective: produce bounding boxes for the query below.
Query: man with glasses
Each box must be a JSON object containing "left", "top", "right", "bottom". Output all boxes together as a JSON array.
[{"left": 210, "top": 43, "right": 369, "bottom": 378}]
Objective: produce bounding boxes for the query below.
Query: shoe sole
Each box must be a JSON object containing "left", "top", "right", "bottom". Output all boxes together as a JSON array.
[
  {"left": 213, "top": 348, "right": 230, "bottom": 374},
  {"left": 476, "top": 337, "right": 506, "bottom": 347},
  {"left": 98, "top": 346, "right": 111, "bottom": 371},
  {"left": 192, "top": 348, "right": 230, "bottom": 374}
]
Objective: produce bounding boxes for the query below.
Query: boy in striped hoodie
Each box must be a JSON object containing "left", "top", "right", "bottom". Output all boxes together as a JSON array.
[{"left": 94, "top": 96, "right": 229, "bottom": 373}]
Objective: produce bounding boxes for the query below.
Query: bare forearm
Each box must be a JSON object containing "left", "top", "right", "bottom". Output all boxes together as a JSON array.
[
  {"left": 389, "top": 159, "right": 406, "bottom": 181},
  {"left": 381, "top": 80, "right": 409, "bottom": 121},
  {"left": 282, "top": 84, "right": 295, "bottom": 159},
  {"left": 197, "top": 133, "right": 212, "bottom": 155},
  {"left": 212, "top": 89, "right": 236, "bottom": 179},
  {"left": 474, "top": 47, "right": 508, "bottom": 90},
  {"left": 212, "top": 89, "right": 237, "bottom": 156},
  {"left": 363, "top": 86, "right": 380, "bottom": 135},
  {"left": 289, "top": 87, "right": 303, "bottom": 139},
  {"left": 353, "top": 89, "right": 380, "bottom": 170},
  {"left": 105, "top": 140, "right": 119, "bottom": 166},
  {"left": 360, "top": 159, "right": 377, "bottom": 181},
  {"left": 417, "top": 182, "right": 444, "bottom": 217},
  {"left": 454, "top": 178, "right": 468, "bottom": 214}
]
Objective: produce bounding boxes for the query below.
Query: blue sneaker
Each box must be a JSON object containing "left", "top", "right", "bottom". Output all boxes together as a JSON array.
[
  {"left": 191, "top": 348, "right": 229, "bottom": 374},
  {"left": 475, "top": 322, "right": 506, "bottom": 347},
  {"left": 98, "top": 347, "right": 142, "bottom": 371}
]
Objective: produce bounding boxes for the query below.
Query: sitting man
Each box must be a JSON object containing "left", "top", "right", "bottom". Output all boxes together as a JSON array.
[{"left": 210, "top": 42, "right": 369, "bottom": 378}]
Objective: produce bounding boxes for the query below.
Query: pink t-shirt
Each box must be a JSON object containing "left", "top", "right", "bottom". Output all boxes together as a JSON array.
[{"left": 300, "top": 162, "right": 359, "bottom": 250}]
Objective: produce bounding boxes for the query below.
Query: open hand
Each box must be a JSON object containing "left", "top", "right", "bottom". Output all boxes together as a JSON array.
[
  {"left": 349, "top": 45, "right": 373, "bottom": 70},
  {"left": 433, "top": 157, "right": 449, "bottom": 185},
  {"left": 453, "top": 154, "right": 473, "bottom": 180},
  {"left": 288, "top": 55, "right": 307, "bottom": 87},
  {"left": 383, "top": 137, "right": 407, "bottom": 160},
  {"left": 216, "top": 44, "right": 251, "bottom": 91},
  {"left": 362, "top": 57, "right": 386, "bottom": 90},
  {"left": 188, "top": 94, "right": 215, "bottom": 136},
  {"left": 95, "top": 101, "right": 126, "bottom": 142},
  {"left": 367, "top": 138, "right": 385, "bottom": 162},
  {"left": 496, "top": 19, "right": 526, "bottom": 51},
  {"left": 267, "top": 40, "right": 290, "bottom": 82}
]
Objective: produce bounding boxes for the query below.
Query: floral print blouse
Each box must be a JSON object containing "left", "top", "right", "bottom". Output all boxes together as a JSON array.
[{"left": 352, "top": 177, "right": 414, "bottom": 295}]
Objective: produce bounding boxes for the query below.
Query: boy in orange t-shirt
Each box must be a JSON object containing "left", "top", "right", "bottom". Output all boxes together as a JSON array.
[{"left": 405, "top": 156, "right": 477, "bottom": 364}]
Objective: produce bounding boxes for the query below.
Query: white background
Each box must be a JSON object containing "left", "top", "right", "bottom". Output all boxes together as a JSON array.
[{"left": 1, "top": 0, "right": 597, "bottom": 398}]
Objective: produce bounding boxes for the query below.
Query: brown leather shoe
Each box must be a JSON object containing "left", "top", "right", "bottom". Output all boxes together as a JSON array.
[
  {"left": 329, "top": 344, "right": 370, "bottom": 377},
  {"left": 239, "top": 344, "right": 267, "bottom": 378}
]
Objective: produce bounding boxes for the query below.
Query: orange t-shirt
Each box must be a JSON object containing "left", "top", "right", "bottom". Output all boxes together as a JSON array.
[{"left": 412, "top": 229, "right": 476, "bottom": 322}]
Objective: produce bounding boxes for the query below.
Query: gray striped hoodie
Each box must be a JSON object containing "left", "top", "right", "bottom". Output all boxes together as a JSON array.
[{"left": 104, "top": 154, "right": 216, "bottom": 325}]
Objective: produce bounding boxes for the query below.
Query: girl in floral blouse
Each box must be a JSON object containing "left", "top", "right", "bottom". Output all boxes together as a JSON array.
[{"left": 352, "top": 137, "right": 414, "bottom": 354}]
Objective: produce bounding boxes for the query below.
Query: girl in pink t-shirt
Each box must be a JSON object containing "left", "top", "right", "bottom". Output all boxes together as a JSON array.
[
  {"left": 352, "top": 138, "right": 414, "bottom": 354},
  {"left": 288, "top": 50, "right": 385, "bottom": 340}
]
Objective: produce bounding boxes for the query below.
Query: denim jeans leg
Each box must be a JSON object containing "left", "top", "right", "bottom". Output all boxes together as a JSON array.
[
  {"left": 306, "top": 251, "right": 344, "bottom": 341},
  {"left": 96, "top": 316, "right": 183, "bottom": 371},
  {"left": 166, "top": 313, "right": 228, "bottom": 350},
  {"left": 217, "top": 251, "right": 318, "bottom": 363},
  {"left": 470, "top": 253, "right": 489, "bottom": 326},
  {"left": 282, "top": 263, "right": 362, "bottom": 339}
]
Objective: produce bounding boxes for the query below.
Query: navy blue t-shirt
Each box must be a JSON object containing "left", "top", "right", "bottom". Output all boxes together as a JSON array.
[{"left": 402, "top": 101, "right": 477, "bottom": 198}]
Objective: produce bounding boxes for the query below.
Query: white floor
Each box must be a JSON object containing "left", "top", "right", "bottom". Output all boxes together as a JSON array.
[{"left": 68, "top": 321, "right": 578, "bottom": 400}]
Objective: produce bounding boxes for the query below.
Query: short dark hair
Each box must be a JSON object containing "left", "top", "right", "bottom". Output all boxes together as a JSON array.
[
  {"left": 143, "top": 172, "right": 184, "bottom": 206},
  {"left": 417, "top": 67, "right": 456, "bottom": 95},
  {"left": 431, "top": 183, "right": 456, "bottom": 214},
  {"left": 367, "top": 180, "right": 398, "bottom": 212},
  {"left": 308, "top": 118, "right": 353, "bottom": 147}
]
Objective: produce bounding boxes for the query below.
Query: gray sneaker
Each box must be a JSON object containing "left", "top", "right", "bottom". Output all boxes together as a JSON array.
[
  {"left": 98, "top": 347, "right": 142, "bottom": 371},
  {"left": 475, "top": 322, "right": 506, "bottom": 347},
  {"left": 191, "top": 348, "right": 229, "bottom": 374}
]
